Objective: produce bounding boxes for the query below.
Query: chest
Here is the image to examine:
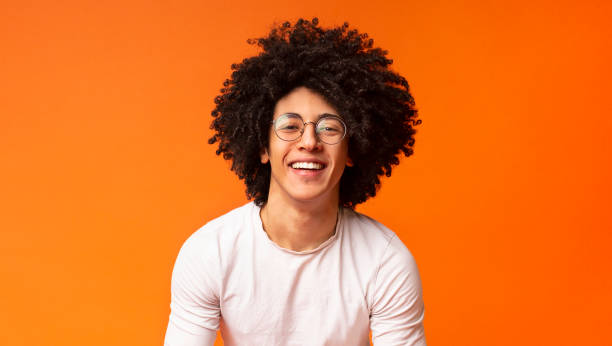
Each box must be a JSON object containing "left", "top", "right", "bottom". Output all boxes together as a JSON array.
[{"left": 218, "top": 245, "right": 374, "bottom": 345}]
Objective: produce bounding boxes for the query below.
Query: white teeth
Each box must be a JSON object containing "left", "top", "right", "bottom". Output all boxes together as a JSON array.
[{"left": 291, "top": 162, "right": 324, "bottom": 170}]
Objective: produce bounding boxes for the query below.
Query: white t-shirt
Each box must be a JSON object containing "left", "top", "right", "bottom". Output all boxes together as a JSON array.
[{"left": 164, "top": 202, "right": 426, "bottom": 346}]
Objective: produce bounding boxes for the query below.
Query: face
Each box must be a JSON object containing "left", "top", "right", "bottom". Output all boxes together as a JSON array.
[{"left": 261, "top": 87, "right": 350, "bottom": 205}]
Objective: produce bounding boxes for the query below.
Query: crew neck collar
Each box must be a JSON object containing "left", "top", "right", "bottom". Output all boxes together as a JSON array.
[{"left": 251, "top": 202, "right": 343, "bottom": 255}]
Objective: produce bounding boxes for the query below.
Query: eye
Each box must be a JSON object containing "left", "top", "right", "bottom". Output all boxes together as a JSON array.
[
  {"left": 276, "top": 117, "right": 302, "bottom": 132},
  {"left": 317, "top": 118, "right": 344, "bottom": 134},
  {"left": 279, "top": 124, "right": 300, "bottom": 131}
]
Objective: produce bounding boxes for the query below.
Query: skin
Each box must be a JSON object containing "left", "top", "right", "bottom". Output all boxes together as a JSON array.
[{"left": 259, "top": 86, "right": 351, "bottom": 252}]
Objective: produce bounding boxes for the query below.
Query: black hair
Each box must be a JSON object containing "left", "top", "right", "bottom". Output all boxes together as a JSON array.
[{"left": 209, "top": 18, "right": 421, "bottom": 208}]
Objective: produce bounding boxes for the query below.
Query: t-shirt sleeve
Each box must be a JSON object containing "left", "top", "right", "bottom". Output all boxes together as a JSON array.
[
  {"left": 164, "top": 231, "right": 221, "bottom": 346},
  {"left": 370, "top": 234, "right": 426, "bottom": 346}
]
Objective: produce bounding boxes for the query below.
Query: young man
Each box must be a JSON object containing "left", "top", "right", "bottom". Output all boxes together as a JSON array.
[{"left": 164, "top": 18, "right": 426, "bottom": 345}]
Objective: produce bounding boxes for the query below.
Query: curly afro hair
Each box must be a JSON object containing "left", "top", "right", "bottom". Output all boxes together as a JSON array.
[{"left": 208, "top": 18, "right": 421, "bottom": 209}]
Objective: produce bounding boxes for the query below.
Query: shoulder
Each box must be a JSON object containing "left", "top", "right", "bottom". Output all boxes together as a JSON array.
[
  {"left": 342, "top": 208, "right": 396, "bottom": 240},
  {"left": 175, "top": 202, "right": 255, "bottom": 269},
  {"left": 183, "top": 202, "right": 254, "bottom": 247},
  {"left": 341, "top": 208, "right": 414, "bottom": 261},
  {"left": 340, "top": 209, "right": 420, "bottom": 290}
]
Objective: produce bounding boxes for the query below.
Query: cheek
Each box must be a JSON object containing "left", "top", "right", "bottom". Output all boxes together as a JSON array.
[
  {"left": 338, "top": 143, "right": 350, "bottom": 166},
  {"left": 266, "top": 140, "right": 290, "bottom": 164}
]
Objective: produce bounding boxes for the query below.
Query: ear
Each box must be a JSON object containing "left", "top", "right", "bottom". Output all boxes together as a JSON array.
[
  {"left": 260, "top": 148, "right": 269, "bottom": 164},
  {"left": 346, "top": 157, "right": 354, "bottom": 167}
]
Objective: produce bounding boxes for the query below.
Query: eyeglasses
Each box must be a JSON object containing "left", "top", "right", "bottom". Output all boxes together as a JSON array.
[{"left": 271, "top": 113, "right": 347, "bottom": 145}]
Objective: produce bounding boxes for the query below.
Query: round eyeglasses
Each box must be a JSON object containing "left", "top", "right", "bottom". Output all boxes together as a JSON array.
[{"left": 271, "top": 113, "right": 347, "bottom": 145}]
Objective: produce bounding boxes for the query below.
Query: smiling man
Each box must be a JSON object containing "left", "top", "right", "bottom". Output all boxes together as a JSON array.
[{"left": 164, "top": 18, "right": 426, "bottom": 346}]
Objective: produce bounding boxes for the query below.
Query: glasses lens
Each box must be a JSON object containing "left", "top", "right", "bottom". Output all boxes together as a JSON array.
[
  {"left": 317, "top": 117, "right": 346, "bottom": 144},
  {"left": 274, "top": 114, "right": 303, "bottom": 141}
]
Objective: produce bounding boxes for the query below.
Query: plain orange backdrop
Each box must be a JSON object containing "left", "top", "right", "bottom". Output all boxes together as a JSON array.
[{"left": 1, "top": 0, "right": 610, "bottom": 345}]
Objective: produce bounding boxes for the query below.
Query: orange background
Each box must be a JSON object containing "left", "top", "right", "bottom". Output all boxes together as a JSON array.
[{"left": 1, "top": 0, "right": 610, "bottom": 345}]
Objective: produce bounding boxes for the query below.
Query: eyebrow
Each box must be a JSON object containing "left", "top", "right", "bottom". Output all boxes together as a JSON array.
[{"left": 282, "top": 112, "right": 342, "bottom": 120}]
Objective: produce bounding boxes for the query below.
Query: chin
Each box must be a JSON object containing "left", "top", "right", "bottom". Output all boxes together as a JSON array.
[{"left": 287, "top": 187, "right": 338, "bottom": 204}]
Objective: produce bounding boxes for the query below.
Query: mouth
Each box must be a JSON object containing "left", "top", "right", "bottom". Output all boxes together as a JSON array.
[{"left": 289, "top": 161, "right": 327, "bottom": 171}]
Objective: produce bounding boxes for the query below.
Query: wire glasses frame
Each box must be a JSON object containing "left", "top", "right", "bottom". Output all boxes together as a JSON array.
[{"left": 271, "top": 113, "right": 347, "bottom": 145}]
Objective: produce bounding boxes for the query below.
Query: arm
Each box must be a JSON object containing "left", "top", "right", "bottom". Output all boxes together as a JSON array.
[
  {"left": 164, "top": 321, "right": 216, "bottom": 346},
  {"left": 164, "top": 232, "right": 221, "bottom": 346},
  {"left": 370, "top": 235, "right": 426, "bottom": 346}
]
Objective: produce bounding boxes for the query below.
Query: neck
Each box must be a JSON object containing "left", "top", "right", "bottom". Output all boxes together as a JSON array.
[{"left": 260, "top": 191, "right": 340, "bottom": 252}]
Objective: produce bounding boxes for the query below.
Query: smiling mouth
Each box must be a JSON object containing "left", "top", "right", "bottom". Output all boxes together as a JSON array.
[{"left": 290, "top": 162, "right": 325, "bottom": 170}]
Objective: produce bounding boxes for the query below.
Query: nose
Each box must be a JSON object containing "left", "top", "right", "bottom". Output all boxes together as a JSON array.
[{"left": 298, "top": 121, "right": 321, "bottom": 150}]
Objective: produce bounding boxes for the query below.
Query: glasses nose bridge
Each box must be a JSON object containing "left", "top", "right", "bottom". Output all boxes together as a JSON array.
[{"left": 300, "top": 120, "right": 319, "bottom": 137}]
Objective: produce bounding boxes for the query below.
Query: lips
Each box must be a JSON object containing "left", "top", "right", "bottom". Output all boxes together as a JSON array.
[{"left": 290, "top": 161, "right": 325, "bottom": 170}]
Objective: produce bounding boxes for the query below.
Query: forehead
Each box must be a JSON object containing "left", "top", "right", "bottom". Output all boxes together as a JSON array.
[{"left": 273, "top": 87, "right": 338, "bottom": 119}]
